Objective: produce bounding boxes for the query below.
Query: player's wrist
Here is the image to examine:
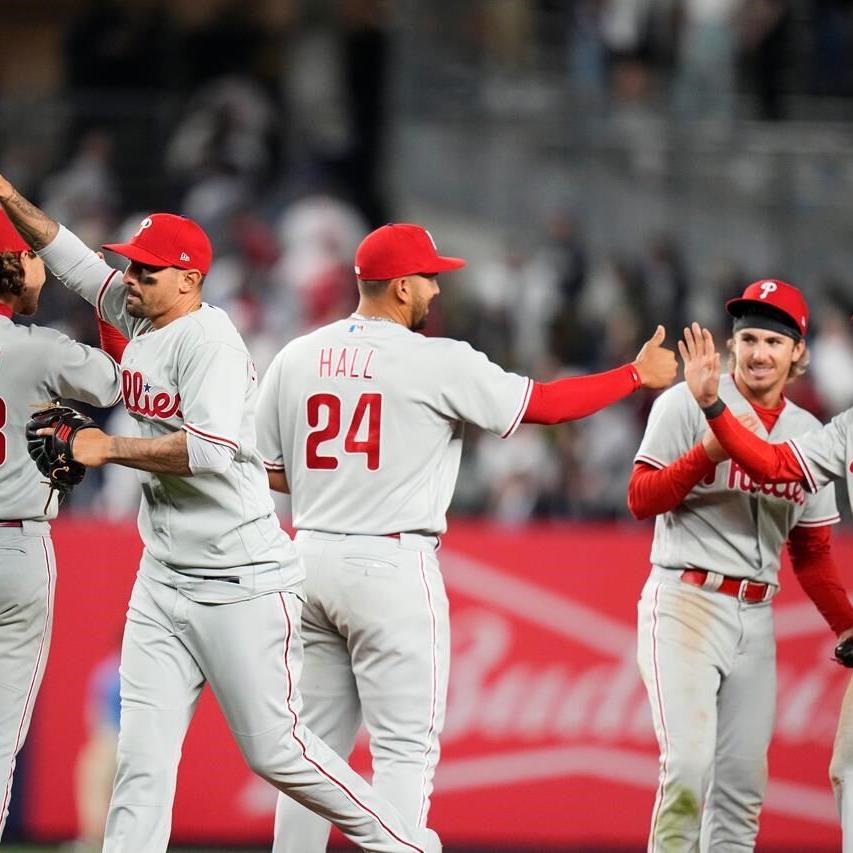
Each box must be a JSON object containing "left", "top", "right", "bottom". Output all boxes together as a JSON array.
[{"left": 700, "top": 398, "right": 726, "bottom": 419}]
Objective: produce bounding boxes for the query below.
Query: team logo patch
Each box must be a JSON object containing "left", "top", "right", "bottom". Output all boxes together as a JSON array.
[
  {"left": 759, "top": 281, "right": 778, "bottom": 300},
  {"left": 134, "top": 217, "right": 153, "bottom": 237}
]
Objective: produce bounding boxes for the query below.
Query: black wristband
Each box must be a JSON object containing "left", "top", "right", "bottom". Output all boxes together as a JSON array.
[{"left": 700, "top": 398, "right": 727, "bottom": 419}]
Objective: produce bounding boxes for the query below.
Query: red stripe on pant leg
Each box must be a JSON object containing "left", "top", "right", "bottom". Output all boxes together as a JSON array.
[
  {"left": 276, "top": 593, "right": 425, "bottom": 853},
  {"left": 416, "top": 553, "right": 440, "bottom": 828},
  {"left": 0, "top": 538, "right": 54, "bottom": 829},
  {"left": 647, "top": 582, "right": 671, "bottom": 853}
]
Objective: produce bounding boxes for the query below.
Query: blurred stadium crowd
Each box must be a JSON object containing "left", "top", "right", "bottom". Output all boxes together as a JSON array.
[{"left": 4, "top": 0, "right": 853, "bottom": 524}]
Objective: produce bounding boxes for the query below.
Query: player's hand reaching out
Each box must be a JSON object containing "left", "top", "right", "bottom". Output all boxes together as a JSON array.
[
  {"left": 679, "top": 322, "right": 721, "bottom": 408},
  {"left": 633, "top": 325, "right": 678, "bottom": 390},
  {"left": 702, "top": 412, "right": 761, "bottom": 462}
]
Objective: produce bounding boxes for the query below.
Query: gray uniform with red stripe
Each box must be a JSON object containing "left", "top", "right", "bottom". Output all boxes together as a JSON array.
[
  {"left": 634, "top": 374, "right": 838, "bottom": 852},
  {"left": 254, "top": 315, "right": 531, "bottom": 852},
  {"left": 38, "top": 226, "right": 442, "bottom": 853},
  {"left": 0, "top": 310, "right": 121, "bottom": 837},
  {"left": 782, "top": 410, "right": 853, "bottom": 853}
]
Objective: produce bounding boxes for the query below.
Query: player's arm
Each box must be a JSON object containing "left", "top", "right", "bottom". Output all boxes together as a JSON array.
[
  {"left": 0, "top": 174, "right": 133, "bottom": 334},
  {"left": 70, "top": 428, "right": 192, "bottom": 475},
  {"left": 680, "top": 321, "right": 806, "bottom": 483},
  {"left": 267, "top": 471, "right": 290, "bottom": 493},
  {"left": 255, "top": 349, "right": 289, "bottom": 491},
  {"left": 787, "top": 525, "right": 853, "bottom": 636},
  {"left": 628, "top": 446, "right": 716, "bottom": 519},
  {"left": 0, "top": 173, "right": 58, "bottom": 249},
  {"left": 48, "top": 333, "right": 123, "bottom": 408},
  {"left": 522, "top": 325, "right": 677, "bottom": 424}
]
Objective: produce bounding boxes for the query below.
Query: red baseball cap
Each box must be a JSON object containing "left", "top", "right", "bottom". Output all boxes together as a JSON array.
[
  {"left": 0, "top": 210, "right": 28, "bottom": 253},
  {"left": 726, "top": 279, "right": 809, "bottom": 338},
  {"left": 103, "top": 213, "right": 212, "bottom": 274},
  {"left": 354, "top": 223, "right": 466, "bottom": 280}
]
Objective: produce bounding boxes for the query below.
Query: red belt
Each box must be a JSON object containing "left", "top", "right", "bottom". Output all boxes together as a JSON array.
[
  {"left": 681, "top": 569, "right": 772, "bottom": 604},
  {"left": 0, "top": 521, "right": 23, "bottom": 528}
]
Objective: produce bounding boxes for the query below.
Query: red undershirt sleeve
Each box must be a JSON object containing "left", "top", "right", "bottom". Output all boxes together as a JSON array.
[
  {"left": 627, "top": 444, "right": 718, "bottom": 520},
  {"left": 787, "top": 525, "right": 853, "bottom": 636},
  {"left": 522, "top": 363, "right": 641, "bottom": 425},
  {"left": 708, "top": 406, "right": 804, "bottom": 483},
  {"left": 97, "top": 315, "right": 129, "bottom": 363}
]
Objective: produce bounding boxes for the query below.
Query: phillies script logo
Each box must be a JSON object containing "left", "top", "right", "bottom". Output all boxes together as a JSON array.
[
  {"left": 728, "top": 460, "right": 805, "bottom": 505},
  {"left": 122, "top": 369, "right": 182, "bottom": 419},
  {"left": 237, "top": 532, "right": 848, "bottom": 843}
]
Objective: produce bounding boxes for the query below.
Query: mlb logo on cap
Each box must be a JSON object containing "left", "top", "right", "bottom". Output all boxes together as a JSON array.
[{"left": 103, "top": 213, "right": 213, "bottom": 274}]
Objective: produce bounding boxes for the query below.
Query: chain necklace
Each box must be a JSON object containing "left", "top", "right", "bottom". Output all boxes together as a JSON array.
[{"left": 350, "top": 312, "right": 400, "bottom": 325}]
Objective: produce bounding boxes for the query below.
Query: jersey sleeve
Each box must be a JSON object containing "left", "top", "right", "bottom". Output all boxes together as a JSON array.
[
  {"left": 177, "top": 340, "right": 249, "bottom": 453},
  {"left": 634, "top": 384, "right": 698, "bottom": 469},
  {"left": 433, "top": 340, "right": 532, "bottom": 437},
  {"left": 255, "top": 349, "right": 286, "bottom": 472},
  {"left": 788, "top": 410, "right": 853, "bottom": 495},
  {"left": 37, "top": 225, "right": 143, "bottom": 339},
  {"left": 45, "top": 331, "right": 122, "bottom": 408}
]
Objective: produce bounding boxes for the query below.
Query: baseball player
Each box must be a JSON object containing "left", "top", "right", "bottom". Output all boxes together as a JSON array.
[
  {"left": 631, "top": 280, "right": 853, "bottom": 852},
  {"left": 681, "top": 315, "right": 853, "bottom": 853},
  {"left": 0, "top": 210, "right": 122, "bottom": 838},
  {"left": 0, "top": 177, "right": 442, "bottom": 853},
  {"left": 253, "top": 222, "right": 678, "bottom": 852}
]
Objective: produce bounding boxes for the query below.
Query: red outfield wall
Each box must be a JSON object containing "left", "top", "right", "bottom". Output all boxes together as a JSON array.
[{"left": 23, "top": 518, "right": 851, "bottom": 849}]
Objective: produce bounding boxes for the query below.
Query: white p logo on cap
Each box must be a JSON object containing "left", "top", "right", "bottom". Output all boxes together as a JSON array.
[
  {"left": 759, "top": 281, "right": 778, "bottom": 300},
  {"left": 134, "top": 217, "right": 152, "bottom": 238}
]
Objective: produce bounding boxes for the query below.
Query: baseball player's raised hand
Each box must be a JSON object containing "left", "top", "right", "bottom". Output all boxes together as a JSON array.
[
  {"left": 633, "top": 325, "right": 678, "bottom": 389},
  {"left": 679, "top": 322, "right": 721, "bottom": 408}
]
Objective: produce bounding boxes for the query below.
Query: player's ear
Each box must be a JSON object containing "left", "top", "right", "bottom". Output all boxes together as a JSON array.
[
  {"left": 391, "top": 276, "right": 412, "bottom": 304},
  {"left": 179, "top": 269, "right": 203, "bottom": 293}
]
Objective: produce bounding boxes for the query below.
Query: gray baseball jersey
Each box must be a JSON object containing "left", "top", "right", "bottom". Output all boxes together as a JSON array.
[
  {"left": 788, "top": 407, "right": 853, "bottom": 505},
  {"left": 635, "top": 372, "right": 838, "bottom": 851},
  {"left": 0, "top": 315, "right": 121, "bottom": 520},
  {"left": 254, "top": 315, "right": 530, "bottom": 852},
  {"left": 40, "top": 227, "right": 440, "bottom": 853},
  {"left": 39, "top": 226, "right": 300, "bottom": 593},
  {"left": 0, "top": 310, "right": 120, "bottom": 837},
  {"left": 635, "top": 374, "right": 839, "bottom": 584},
  {"left": 255, "top": 315, "right": 532, "bottom": 535}
]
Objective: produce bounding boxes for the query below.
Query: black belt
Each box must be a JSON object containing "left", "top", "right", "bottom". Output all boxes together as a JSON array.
[
  {"left": 0, "top": 521, "right": 23, "bottom": 528},
  {"left": 196, "top": 575, "right": 240, "bottom": 584}
]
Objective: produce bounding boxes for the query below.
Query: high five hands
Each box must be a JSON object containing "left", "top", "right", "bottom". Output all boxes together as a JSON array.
[
  {"left": 633, "top": 325, "right": 678, "bottom": 390},
  {"left": 678, "top": 322, "right": 721, "bottom": 408}
]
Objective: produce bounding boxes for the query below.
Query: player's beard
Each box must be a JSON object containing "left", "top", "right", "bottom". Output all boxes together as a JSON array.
[
  {"left": 409, "top": 295, "right": 429, "bottom": 331},
  {"left": 126, "top": 294, "right": 146, "bottom": 318}
]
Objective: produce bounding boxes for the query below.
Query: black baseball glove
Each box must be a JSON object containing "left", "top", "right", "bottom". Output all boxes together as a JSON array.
[
  {"left": 835, "top": 636, "right": 853, "bottom": 668},
  {"left": 26, "top": 403, "right": 97, "bottom": 506}
]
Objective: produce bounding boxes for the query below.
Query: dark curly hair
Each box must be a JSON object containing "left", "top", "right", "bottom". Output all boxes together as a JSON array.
[{"left": 0, "top": 251, "right": 24, "bottom": 297}]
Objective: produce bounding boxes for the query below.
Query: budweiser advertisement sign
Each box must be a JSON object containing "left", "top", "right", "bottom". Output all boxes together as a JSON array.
[{"left": 23, "top": 520, "right": 849, "bottom": 849}]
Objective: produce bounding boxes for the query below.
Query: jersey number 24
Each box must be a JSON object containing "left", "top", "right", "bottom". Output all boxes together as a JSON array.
[{"left": 306, "top": 393, "right": 381, "bottom": 471}]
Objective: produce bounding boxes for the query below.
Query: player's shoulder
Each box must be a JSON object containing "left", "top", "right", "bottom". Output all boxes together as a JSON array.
[
  {"left": 3, "top": 319, "right": 81, "bottom": 353},
  {"left": 183, "top": 304, "right": 247, "bottom": 350},
  {"left": 781, "top": 398, "right": 828, "bottom": 431},
  {"left": 649, "top": 379, "right": 696, "bottom": 411}
]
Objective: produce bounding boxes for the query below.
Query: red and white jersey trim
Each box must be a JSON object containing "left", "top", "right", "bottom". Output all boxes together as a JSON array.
[
  {"left": 263, "top": 458, "right": 286, "bottom": 472},
  {"left": 794, "top": 514, "right": 842, "bottom": 528},
  {"left": 501, "top": 377, "right": 534, "bottom": 439},
  {"left": 182, "top": 423, "right": 239, "bottom": 452},
  {"left": 633, "top": 453, "right": 667, "bottom": 470},
  {"left": 787, "top": 439, "right": 819, "bottom": 494},
  {"left": 95, "top": 268, "right": 120, "bottom": 322}
]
